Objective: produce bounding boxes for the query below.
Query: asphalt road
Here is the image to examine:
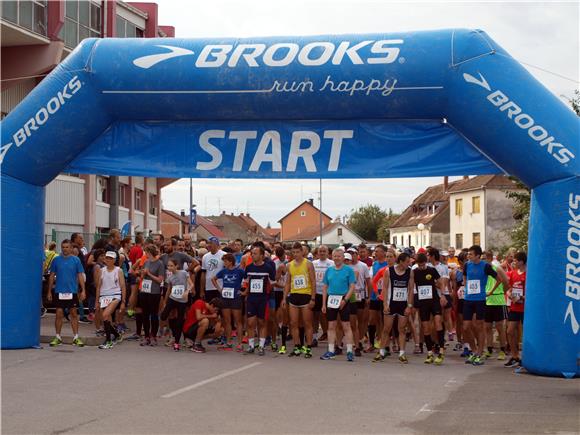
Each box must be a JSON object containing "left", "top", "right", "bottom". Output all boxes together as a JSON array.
[{"left": 2, "top": 341, "right": 579, "bottom": 434}]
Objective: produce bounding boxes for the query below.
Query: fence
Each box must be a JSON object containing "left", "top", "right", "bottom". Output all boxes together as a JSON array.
[{"left": 45, "top": 230, "right": 110, "bottom": 248}]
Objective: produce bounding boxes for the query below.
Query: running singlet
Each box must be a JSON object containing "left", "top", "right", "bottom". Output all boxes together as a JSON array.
[
  {"left": 413, "top": 267, "right": 440, "bottom": 301},
  {"left": 371, "top": 261, "right": 388, "bottom": 301},
  {"left": 288, "top": 259, "right": 312, "bottom": 295},
  {"left": 388, "top": 266, "right": 411, "bottom": 304},
  {"left": 464, "top": 261, "right": 497, "bottom": 302},
  {"left": 99, "top": 266, "right": 122, "bottom": 308},
  {"left": 486, "top": 265, "right": 506, "bottom": 306},
  {"left": 508, "top": 269, "right": 526, "bottom": 312}
]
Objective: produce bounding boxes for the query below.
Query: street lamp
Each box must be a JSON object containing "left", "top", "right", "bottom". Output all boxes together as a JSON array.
[{"left": 417, "top": 223, "right": 425, "bottom": 248}]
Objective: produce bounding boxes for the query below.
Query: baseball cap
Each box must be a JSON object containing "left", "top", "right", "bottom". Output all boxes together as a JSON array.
[
  {"left": 105, "top": 251, "right": 117, "bottom": 259},
  {"left": 347, "top": 248, "right": 358, "bottom": 254},
  {"left": 208, "top": 236, "right": 220, "bottom": 245},
  {"left": 344, "top": 253, "right": 353, "bottom": 261},
  {"left": 417, "top": 247, "right": 427, "bottom": 254}
]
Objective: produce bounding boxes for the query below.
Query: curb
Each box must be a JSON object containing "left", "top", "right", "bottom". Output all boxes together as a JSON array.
[{"left": 40, "top": 335, "right": 103, "bottom": 347}]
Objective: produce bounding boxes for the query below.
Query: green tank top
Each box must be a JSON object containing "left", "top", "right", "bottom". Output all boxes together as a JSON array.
[{"left": 486, "top": 265, "right": 505, "bottom": 306}]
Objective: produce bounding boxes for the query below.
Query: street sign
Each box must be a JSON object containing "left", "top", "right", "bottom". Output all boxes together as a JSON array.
[{"left": 190, "top": 208, "right": 197, "bottom": 226}]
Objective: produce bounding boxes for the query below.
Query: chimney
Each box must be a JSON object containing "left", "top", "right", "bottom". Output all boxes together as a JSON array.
[
  {"left": 180, "top": 209, "right": 185, "bottom": 217},
  {"left": 247, "top": 213, "right": 250, "bottom": 217},
  {"left": 221, "top": 210, "right": 226, "bottom": 215},
  {"left": 308, "top": 198, "right": 314, "bottom": 205},
  {"left": 240, "top": 212, "right": 244, "bottom": 216},
  {"left": 443, "top": 176, "right": 448, "bottom": 193}
]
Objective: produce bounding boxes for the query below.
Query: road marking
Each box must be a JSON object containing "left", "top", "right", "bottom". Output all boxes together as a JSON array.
[
  {"left": 444, "top": 377, "right": 457, "bottom": 387},
  {"left": 416, "top": 403, "right": 430, "bottom": 415},
  {"left": 161, "top": 362, "right": 262, "bottom": 399},
  {"left": 416, "top": 407, "right": 572, "bottom": 417}
]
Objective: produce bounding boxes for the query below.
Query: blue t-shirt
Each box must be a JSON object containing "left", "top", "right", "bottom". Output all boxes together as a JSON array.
[
  {"left": 371, "top": 261, "right": 388, "bottom": 301},
  {"left": 323, "top": 265, "right": 356, "bottom": 296},
  {"left": 49, "top": 255, "right": 84, "bottom": 293},
  {"left": 234, "top": 253, "right": 243, "bottom": 267},
  {"left": 463, "top": 260, "right": 497, "bottom": 302},
  {"left": 216, "top": 267, "right": 245, "bottom": 298}
]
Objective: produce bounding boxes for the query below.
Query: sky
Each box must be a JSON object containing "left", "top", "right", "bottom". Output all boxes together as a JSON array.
[{"left": 156, "top": 0, "right": 579, "bottom": 227}]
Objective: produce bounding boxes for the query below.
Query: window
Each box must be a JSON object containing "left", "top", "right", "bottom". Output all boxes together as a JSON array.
[
  {"left": 96, "top": 176, "right": 109, "bottom": 203},
  {"left": 135, "top": 189, "right": 144, "bottom": 212},
  {"left": 393, "top": 236, "right": 397, "bottom": 246},
  {"left": 2, "top": 1, "right": 47, "bottom": 36},
  {"left": 337, "top": 228, "right": 343, "bottom": 236},
  {"left": 115, "top": 15, "right": 143, "bottom": 38},
  {"left": 300, "top": 211, "right": 306, "bottom": 217},
  {"left": 119, "top": 183, "right": 130, "bottom": 208},
  {"left": 149, "top": 193, "right": 157, "bottom": 215},
  {"left": 62, "top": 0, "right": 101, "bottom": 48},
  {"left": 472, "top": 196, "right": 481, "bottom": 214},
  {"left": 455, "top": 233, "right": 463, "bottom": 249},
  {"left": 455, "top": 198, "right": 463, "bottom": 216},
  {"left": 473, "top": 232, "right": 481, "bottom": 246},
  {"left": 408, "top": 235, "right": 411, "bottom": 247}
]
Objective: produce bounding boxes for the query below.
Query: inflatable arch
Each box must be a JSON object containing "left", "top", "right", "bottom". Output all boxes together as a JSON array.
[{"left": 1, "top": 29, "right": 578, "bottom": 377}]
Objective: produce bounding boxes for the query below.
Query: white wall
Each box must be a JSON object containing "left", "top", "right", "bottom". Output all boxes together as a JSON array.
[
  {"left": 146, "top": 177, "right": 157, "bottom": 193},
  {"left": 45, "top": 175, "right": 85, "bottom": 226},
  {"left": 449, "top": 190, "right": 486, "bottom": 249},
  {"left": 132, "top": 176, "right": 144, "bottom": 191},
  {"left": 390, "top": 227, "right": 430, "bottom": 249},
  {"left": 148, "top": 215, "right": 158, "bottom": 232},
  {"left": 96, "top": 203, "right": 110, "bottom": 229},
  {"left": 318, "top": 224, "right": 364, "bottom": 245},
  {"left": 134, "top": 210, "right": 145, "bottom": 231}
]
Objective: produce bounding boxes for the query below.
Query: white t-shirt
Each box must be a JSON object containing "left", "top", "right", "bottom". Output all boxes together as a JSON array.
[
  {"left": 313, "top": 258, "right": 334, "bottom": 295},
  {"left": 352, "top": 261, "right": 371, "bottom": 299},
  {"left": 202, "top": 250, "right": 225, "bottom": 291},
  {"left": 430, "top": 262, "right": 450, "bottom": 295}
]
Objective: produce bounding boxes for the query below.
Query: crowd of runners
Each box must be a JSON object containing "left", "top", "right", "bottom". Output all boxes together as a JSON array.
[{"left": 43, "top": 230, "right": 527, "bottom": 367}]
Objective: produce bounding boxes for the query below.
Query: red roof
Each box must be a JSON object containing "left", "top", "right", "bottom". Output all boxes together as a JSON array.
[{"left": 162, "top": 209, "right": 225, "bottom": 239}]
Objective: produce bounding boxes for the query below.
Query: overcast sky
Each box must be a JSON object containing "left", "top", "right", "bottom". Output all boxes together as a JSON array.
[{"left": 156, "top": 0, "right": 579, "bottom": 227}]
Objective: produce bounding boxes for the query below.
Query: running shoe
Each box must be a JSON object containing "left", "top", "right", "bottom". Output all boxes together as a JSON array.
[
  {"left": 399, "top": 354, "right": 409, "bottom": 364},
  {"left": 278, "top": 345, "right": 287, "bottom": 355},
  {"left": 125, "top": 333, "right": 140, "bottom": 341},
  {"left": 40, "top": 307, "right": 47, "bottom": 318},
  {"left": 79, "top": 317, "right": 91, "bottom": 324},
  {"left": 184, "top": 339, "right": 194, "bottom": 348},
  {"left": 245, "top": 346, "right": 255, "bottom": 354},
  {"left": 453, "top": 343, "right": 463, "bottom": 351},
  {"left": 270, "top": 343, "right": 278, "bottom": 352},
  {"left": 113, "top": 334, "right": 123, "bottom": 344},
  {"left": 504, "top": 357, "right": 520, "bottom": 368},
  {"left": 424, "top": 354, "right": 435, "bottom": 364},
  {"left": 207, "top": 338, "right": 222, "bottom": 345},
  {"left": 235, "top": 344, "right": 244, "bottom": 352},
  {"left": 258, "top": 346, "right": 265, "bottom": 356},
  {"left": 165, "top": 337, "right": 175, "bottom": 347},
  {"left": 460, "top": 348, "right": 471, "bottom": 358},
  {"left": 320, "top": 351, "right": 336, "bottom": 360},
  {"left": 355, "top": 347, "right": 362, "bottom": 357},
  {"left": 483, "top": 350, "right": 492, "bottom": 359},
  {"left": 288, "top": 346, "right": 302, "bottom": 357},
  {"left": 173, "top": 343, "right": 180, "bottom": 352},
  {"left": 192, "top": 344, "right": 206, "bottom": 353},
  {"left": 149, "top": 338, "right": 158, "bottom": 346},
  {"left": 311, "top": 338, "right": 318, "bottom": 348},
  {"left": 303, "top": 347, "right": 313, "bottom": 358},
  {"left": 346, "top": 351, "right": 354, "bottom": 362},
  {"left": 218, "top": 343, "right": 234, "bottom": 351},
  {"left": 372, "top": 352, "right": 385, "bottom": 363},
  {"left": 242, "top": 336, "right": 249, "bottom": 344},
  {"left": 72, "top": 337, "right": 84, "bottom": 347},
  {"left": 98, "top": 341, "right": 114, "bottom": 349},
  {"left": 497, "top": 351, "right": 507, "bottom": 361},
  {"left": 465, "top": 353, "right": 475, "bottom": 364},
  {"left": 384, "top": 348, "right": 392, "bottom": 357},
  {"left": 471, "top": 355, "right": 484, "bottom": 366},
  {"left": 434, "top": 354, "right": 445, "bottom": 365},
  {"left": 95, "top": 329, "right": 105, "bottom": 337},
  {"left": 49, "top": 337, "right": 62, "bottom": 347},
  {"left": 140, "top": 337, "right": 151, "bottom": 347},
  {"left": 126, "top": 309, "right": 135, "bottom": 318}
]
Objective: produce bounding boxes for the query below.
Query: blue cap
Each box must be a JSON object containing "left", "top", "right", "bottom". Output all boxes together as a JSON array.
[{"left": 208, "top": 236, "right": 220, "bottom": 244}]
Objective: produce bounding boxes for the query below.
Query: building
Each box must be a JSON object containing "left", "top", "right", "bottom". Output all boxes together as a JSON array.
[
  {"left": 1, "top": 0, "right": 176, "bottom": 242},
  {"left": 389, "top": 177, "right": 464, "bottom": 249},
  {"left": 284, "top": 221, "right": 365, "bottom": 247},
  {"left": 448, "top": 175, "right": 520, "bottom": 250},
  {"left": 264, "top": 225, "right": 281, "bottom": 243},
  {"left": 207, "top": 212, "right": 274, "bottom": 244},
  {"left": 161, "top": 209, "right": 226, "bottom": 241},
  {"left": 278, "top": 199, "right": 332, "bottom": 242}
]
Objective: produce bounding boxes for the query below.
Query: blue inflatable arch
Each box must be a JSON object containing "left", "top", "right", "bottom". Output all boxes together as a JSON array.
[{"left": 1, "top": 29, "right": 578, "bottom": 376}]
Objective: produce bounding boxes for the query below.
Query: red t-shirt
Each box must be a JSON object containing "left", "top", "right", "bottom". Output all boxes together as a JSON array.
[
  {"left": 129, "top": 245, "right": 144, "bottom": 265},
  {"left": 183, "top": 299, "right": 209, "bottom": 331},
  {"left": 508, "top": 269, "right": 526, "bottom": 313}
]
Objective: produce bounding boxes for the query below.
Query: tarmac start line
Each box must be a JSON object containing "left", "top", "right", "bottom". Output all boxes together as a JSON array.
[{"left": 160, "top": 362, "right": 262, "bottom": 399}]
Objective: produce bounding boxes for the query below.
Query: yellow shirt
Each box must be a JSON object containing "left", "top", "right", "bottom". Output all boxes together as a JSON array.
[{"left": 288, "top": 259, "right": 312, "bottom": 295}]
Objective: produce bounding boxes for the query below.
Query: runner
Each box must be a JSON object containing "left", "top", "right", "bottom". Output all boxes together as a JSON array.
[
  {"left": 348, "top": 248, "right": 372, "bottom": 356},
  {"left": 312, "top": 245, "right": 334, "bottom": 348},
  {"left": 139, "top": 245, "right": 164, "bottom": 346},
  {"left": 160, "top": 258, "right": 193, "bottom": 351},
  {"left": 375, "top": 252, "right": 414, "bottom": 363},
  {"left": 505, "top": 252, "right": 526, "bottom": 367},
  {"left": 412, "top": 253, "right": 446, "bottom": 365},
  {"left": 95, "top": 251, "right": 126, "bottom": 349},
  {"left": 243, "top": 246, "right": 276, "bottom": 356},
  {"left": 275, "top": 247, "right": 291, "bottom": 354},
  {"left": 463, "top": 245, "right": 507, "bottom": 366},
  {"left": 282, "top": 242, "right": 316, "bottom": 358},
  {"left": 484, "top": 250, "right": 509, "bottom": 360},
  {"left": 212, "top": 253, "right": 245, "bottom": 351},
  {"left": 428, "top": 248, "right": 453, "bottom": 343},
  {"left": 450, "top": 252, "right": 471, "bottom": 356},
  {"left": 47, "top": 240, "right": 86, "bottom": 347},
  {"left": 369, "top": 245, "right": 389, "bottom": 352},
  {"left": 200, "top": 237, "right": 225, "bottom": 302},
  {"left": 183, "top": 297, "right": 223, "bottom": 353},
  {"left": 320, "top": 249, "right": 357, "bottom": 362}
]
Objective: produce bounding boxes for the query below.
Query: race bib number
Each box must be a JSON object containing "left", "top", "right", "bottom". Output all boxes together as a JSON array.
[
  {"left": 250, "top": 280, "right": 264, "bottom": 294},
  {"left": 327, "top": 295, "right": 342, "bottom": 309},
  {"left": 99, "top": 296, "right": 115, "bottom": 308},
  {"left": 59, "top": 292, "right": 73, "bottom": 300},
  {"left": 171, "top": 285, "right": 185, "bottom": 299},
  {"left": 355, "top": 290, "right": 363, "bottom": 301},
  {"left": 393, "top": 287, "right": 407, "bottom": 302},
  {"left": 293, "top": 275, "right": 307, "bottom": 289},
  {"left": 512, "top": 288, "right": 523, "bottom": 303},
  {"left": 467, "top": 280, "right": 481, "bottom": 295},
  {"left": 458, "top": 286, "right": 465, "bottom": 300},
  {"left": 141, "top": 279, "right": 152, "bottom": 293},
  {"left": 418, "top": 285, "right": 433, "bottom": 300},
  {"left": 222, "top": 287, "right": 234, "bottom": 299},
  {"left": 315, "top": 270, "right": 325, "bottom": 283}
]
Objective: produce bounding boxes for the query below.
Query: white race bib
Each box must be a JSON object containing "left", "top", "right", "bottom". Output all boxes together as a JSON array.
[
  {"left": 99, "top": 296, "right": 116, "bottom": 308},
  {"left": 315, "top": 270, "right": 325, "bottom": 283},
  {"left": 250, "top": 280, "right": 264, "bottom": 294},
  {"left": 418, "top": 285, "right": 433, "bottom": 300},
  {"left": 327, "top": 295, "right": 342, "bottom": 309},
  {"left": 293, "top": 275, "right": 307, "bottom": 289},
  {"left": 171, "top": 285, "right": 185, "bottom": 299},
  {"left": 393, "top": 287, "right": 408, "bottom": 302},
  {"left": 458, "top": 286, "right": 465, "bottom": 300},
  {"left": 59, "top": 292, "right": 73, "bottom": 300},
  {"left": 141, "top": 279, "right": 152, "bottom": 293},
  {"left": 467, "top": 280, "right": 481, "bottom": 295},
  {"left": 222, "top": 287, "right": 235, "bottom": 299}
]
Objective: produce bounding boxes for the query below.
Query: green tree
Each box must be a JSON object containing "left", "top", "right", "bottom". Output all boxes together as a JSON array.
[
  {"left": 347, "top": 204, "right": 388, "bottom": 241},
  {"left": 506, "top": 89, "right": 579, "bottom": 251},
  {"left": 377, "top": 208, "right": 401, "bottom": 243}
]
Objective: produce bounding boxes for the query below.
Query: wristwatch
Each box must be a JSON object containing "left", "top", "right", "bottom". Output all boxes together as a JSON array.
[{"left": 407, "top": 303, "right": 414, "bottom": 308}]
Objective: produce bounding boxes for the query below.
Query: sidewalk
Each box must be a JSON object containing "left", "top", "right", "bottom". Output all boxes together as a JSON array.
[{"left": 40, "top": 313, "right": 136, "bottom": 346}]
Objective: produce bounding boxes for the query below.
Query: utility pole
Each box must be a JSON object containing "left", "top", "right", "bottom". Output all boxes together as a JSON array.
[
  {"left": 319, "top": 179, "right": 323, "bottom": 244},
  {"left": 189, "top": 178, "right": 193, "bottom": 233}
]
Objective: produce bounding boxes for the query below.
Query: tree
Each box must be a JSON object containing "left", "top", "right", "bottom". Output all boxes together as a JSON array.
[
  {"left": 506, "top": 89, "right": 579, "bottom": 251},
  {"left": 377, "top": 208, "right": 401, "bottom": 243},
  {"left": 347, "top": 204, "right": 388, "bottom": 241}
]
